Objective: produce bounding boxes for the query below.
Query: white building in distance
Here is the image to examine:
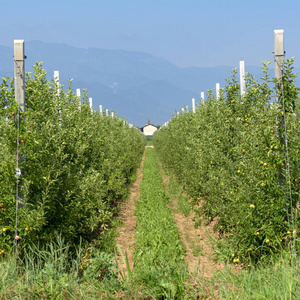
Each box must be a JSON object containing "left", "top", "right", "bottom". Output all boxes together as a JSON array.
[{"left": 140, "top": 121, "right": 157, "bottom": 136}]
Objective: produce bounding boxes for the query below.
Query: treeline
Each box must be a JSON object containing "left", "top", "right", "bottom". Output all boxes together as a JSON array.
[
  {"left": 0, "top": 63, "right": 145, "bottom": 255},
  {"left": 154, "top": 60, "right": 300, "bottom": 263}
]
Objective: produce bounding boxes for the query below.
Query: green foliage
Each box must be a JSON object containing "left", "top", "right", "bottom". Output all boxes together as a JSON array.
[
  {"left": 154, "top": 60, "right": 300, "bottom": 264},
  {"left": 0, "top": 62, "right": 145, "bottom": 255}
]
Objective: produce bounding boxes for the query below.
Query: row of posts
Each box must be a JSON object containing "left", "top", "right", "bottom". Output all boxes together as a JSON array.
[
  {"left": 175, "top": 29, "right": 284, "bottom": 117},
  {"left": 14, "top": 40, "right": 116, "bottom": 118}
]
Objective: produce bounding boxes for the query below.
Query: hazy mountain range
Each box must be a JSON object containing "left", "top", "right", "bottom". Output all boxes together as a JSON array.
[{"left": 0, "top": 41, "right": 299, "bottom": 127}]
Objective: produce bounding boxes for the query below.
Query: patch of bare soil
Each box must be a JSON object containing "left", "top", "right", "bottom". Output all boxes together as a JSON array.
[
  {"left": 115, "top": 149, "right": 146, "bottom": 275},
  {"left": 160, "top": 167, "right": 225, "bottom": 278}
]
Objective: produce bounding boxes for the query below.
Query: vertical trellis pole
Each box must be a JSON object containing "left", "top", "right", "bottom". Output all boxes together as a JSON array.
[
  {"left": 89, "top": 97, "right": 93, "bottom": 112},
  {"left": 14, "top": 39, "right": 26, "bottom": 255},
  {"left": 14, "top": 40, "right": 25, "bottom": 112},
  {"left": 274, "top": 29, "right": 293, "bottom": 236},
  {"left": 99, "top": 105, "right": 103, "bottom": 117},
  {"left": 201, "top": 92, "right": 205, "bottom": 103},
  {"left": 14, "top": 39, "right": 26, "bottom": 196},
  {"left": 192, "top": 98, "right": 196, "bottom": 113},
  {"left": 54, "top": 71, "right": 60, "bottom": 94},
  {"left": 274, "top": 29, "right": 285, "bottom": 158},
  {"left": 274, "top": 30, "right": 285, "bottom": 90},
  {"left": 216, "top": 83, "right": 220, "bottom": 99},
  {"left": 76, "top": 88, "right": 81, "bottom": 109},
  {"left": 54, "top": 71, "right": 61, "bottom": 124},
  {"left": 239, "top": 61, "right": 246, "bottom": 96},
  {"left": 274, "top": 30, "right": 286, "bottom": 169}
]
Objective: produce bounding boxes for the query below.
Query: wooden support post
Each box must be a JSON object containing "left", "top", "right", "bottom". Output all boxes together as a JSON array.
[
  {"left": 14, "top": 40, "right": 25, "bottom": 112},
  {"left": 192, "top": 98, "right": 196, "bottom": 113},
  {"left": 239, "top": 61, "right": 246, "bottom": 96},
  {"left": 216, "top": 83, "right": 220, "bottom": 99}
]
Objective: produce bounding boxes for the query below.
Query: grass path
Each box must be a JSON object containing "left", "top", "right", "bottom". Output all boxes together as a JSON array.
[
  {"left": 116, "top": 147, "right": 187, "bottom": 298},
  {"left": 115, "top": 146, "right": 226, "bottom": 298},
  {"left": 133, "top": 147, "right": 186, "bottom": 264}
]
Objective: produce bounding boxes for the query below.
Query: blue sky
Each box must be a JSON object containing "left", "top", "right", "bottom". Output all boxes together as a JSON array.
[{"left": 1, "top": 0, "right": 300, "bottom": 67}]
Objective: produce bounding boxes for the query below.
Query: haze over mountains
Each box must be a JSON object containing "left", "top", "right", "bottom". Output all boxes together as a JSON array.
[{"left": 1, "top": 41, "right": 298, "bottom": 126}]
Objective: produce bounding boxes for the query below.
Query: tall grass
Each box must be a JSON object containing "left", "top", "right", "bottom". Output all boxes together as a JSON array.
[
  {"left": 0, "top": 234, "right": 122, "bottom": 299},
  {"left": 215, "top": 252, "right": 300, "bottom": 299}
]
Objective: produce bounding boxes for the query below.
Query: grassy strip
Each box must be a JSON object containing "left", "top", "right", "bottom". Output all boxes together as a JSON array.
[
  {"left": 145, "top": 135, "right": 154, "bottom": 146},
  {"left": 133, "top": 148, "right": 187, "bottom": 298}
]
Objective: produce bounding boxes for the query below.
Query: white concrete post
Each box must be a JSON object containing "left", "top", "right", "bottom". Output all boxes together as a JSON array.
[
  {"left": 192, "top": 98, "right": 196, "bottom": 113},
  {"left": 99, "top": 105, "right": 103, "bottom": 117},
  {"left": 274, "top": 29, "right": 285, "bottom": 102},
  {"left": 239, "top": 61, "right": 246, "bottom": 96},
  {"left": 89, "top": 97, "right": 93, "bottom": 112},
  {"left": 54, "top": 71, "right": 61, "bottom": 124},
  {"left": 216, "top": 83, "right": 220, "bottom": 99},
  {"left": 111, "top": 111, "right": 114, "bottom": 118},
  {"left": 201, "top": 92, "right": 205, "bottom": 104},
  {"left": 106, "top": 109, "right": 109, "bottom": 117},
  {"left": 274, "top": 29, "right": 285, "bottom": 80},
  {"left": 14, "top": 40, "right": 26, "bottom": 112},
  {"left": 54, "top": 71, "right": 60, "bottom": 95},
  {"left": 14, "top": 40, "right": 26, "bottom": 213},
  {"left": 274, "top": 29, "right": 286, "bottom": 189},
  {"left": 76, "top": 88, "right": 81, "bottom": 109}
]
